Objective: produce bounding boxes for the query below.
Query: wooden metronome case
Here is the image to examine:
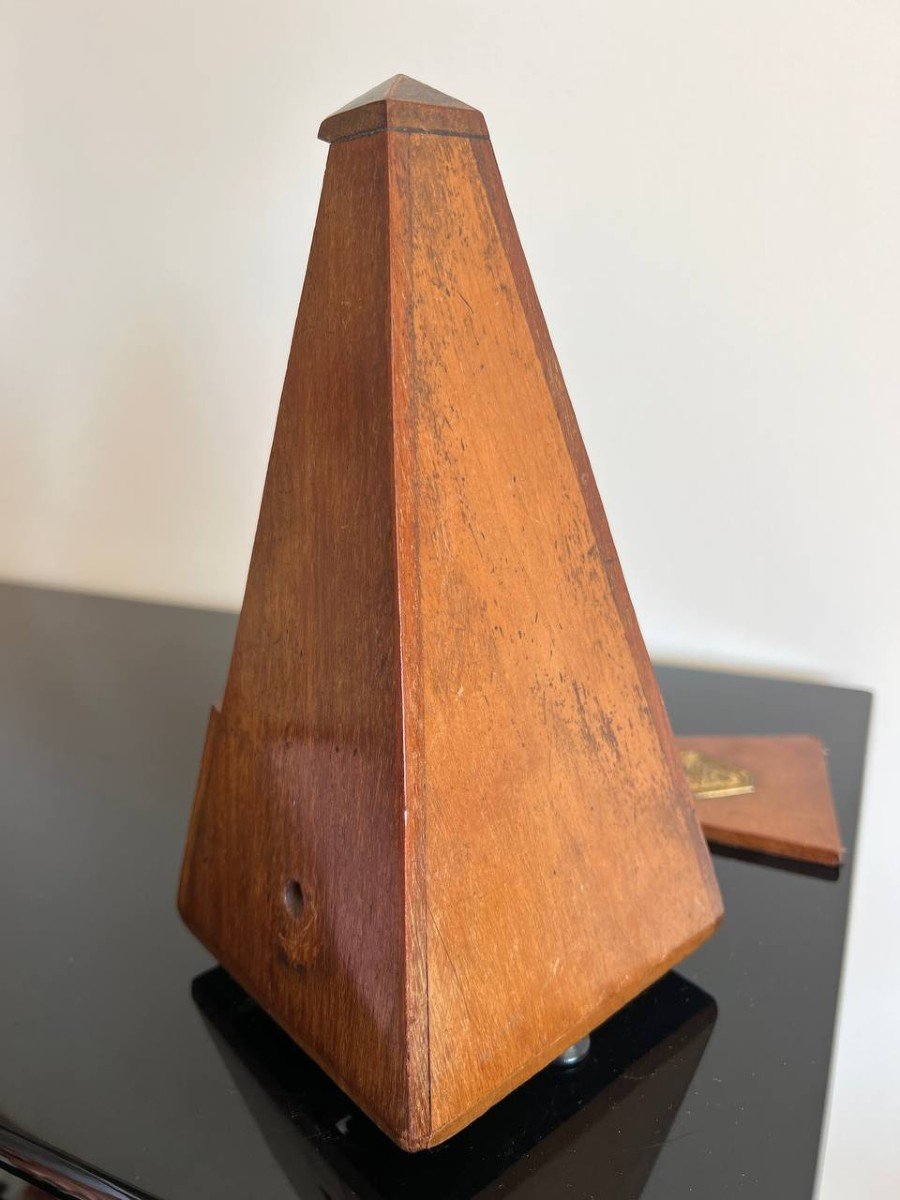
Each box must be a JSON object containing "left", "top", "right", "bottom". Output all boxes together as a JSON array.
[{"left": 179, "top": 75, "right": 723, "bottom": 1152}]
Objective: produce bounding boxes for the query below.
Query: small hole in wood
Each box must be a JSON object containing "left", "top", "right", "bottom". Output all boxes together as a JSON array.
[{"left": 283, "top": 879, "right": 305, "bottom": 917}]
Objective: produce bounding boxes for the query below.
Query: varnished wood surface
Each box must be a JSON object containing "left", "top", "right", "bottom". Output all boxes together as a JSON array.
[
  {"left": 180, "top": 76, "right": 723, "bottom": 1151},
  {"left": 393, "top": 127, "right": 722, "bottom": 1142},
  {"left": 677, "top": 735, "right": 844, "bottom": 867},
  {"left": 180, "top": 128, "right": 411, "bottom": 1139},
  {"left": 318, "top": 74, "right": 488, "bottom": 144}
]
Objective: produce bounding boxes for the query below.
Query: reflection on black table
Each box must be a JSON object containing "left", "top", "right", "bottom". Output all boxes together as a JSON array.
[{"left": 193, "top": 967, "right": 717, "bottom": 1200}]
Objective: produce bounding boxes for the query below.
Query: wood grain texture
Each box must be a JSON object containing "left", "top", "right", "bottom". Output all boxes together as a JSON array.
[
  {"left": 318, "top": 74, "right": 488, "bottom": 144},
  {"left": 677, "top": 735, "right": 844, "bottom": 866},
  {"left": 179, "top": 130, "right": 412, "bottom": 1141},
  {"left": 179, "top": 76, "right": 723, "bottom": 1151}
]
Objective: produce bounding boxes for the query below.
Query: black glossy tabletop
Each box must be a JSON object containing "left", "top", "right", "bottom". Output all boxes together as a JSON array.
[{"left": 0, "top": 583, "right": 870, "bottom": 1199}]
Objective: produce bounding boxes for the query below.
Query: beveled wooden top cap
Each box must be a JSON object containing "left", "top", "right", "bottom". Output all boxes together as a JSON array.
[{"left": 318, "top": 74, "right": 489, "bottom": 143}]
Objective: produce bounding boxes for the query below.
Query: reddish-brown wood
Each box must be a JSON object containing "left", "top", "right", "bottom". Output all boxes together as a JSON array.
[
  {"left": 179, "top": 75, "right": 723, "bottom": 1152},
  {"left": 678, "top": 735, "right": 844, "bottom": 866},
  {"left": 318, "top": 75, "right": 488, "bottom": 143}
]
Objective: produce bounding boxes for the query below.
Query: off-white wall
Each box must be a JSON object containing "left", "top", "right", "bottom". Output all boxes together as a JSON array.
[{"left": 3, "top": 2, "right": 898, "bottom": 1193}]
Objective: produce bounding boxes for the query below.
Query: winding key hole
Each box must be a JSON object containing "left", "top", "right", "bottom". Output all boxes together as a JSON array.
[{"left": 283, "top": 879, "right": 305, "bottom": 918}]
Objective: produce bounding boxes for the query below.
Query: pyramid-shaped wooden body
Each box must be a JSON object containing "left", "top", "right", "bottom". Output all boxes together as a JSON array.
[{"left": 179, "top": 76, "right": 723, "bottom": 1151}]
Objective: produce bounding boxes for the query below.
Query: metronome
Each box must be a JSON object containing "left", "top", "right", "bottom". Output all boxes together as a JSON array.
[{"left": 179, "top": 75, "right": 723, "bottom": 1151}]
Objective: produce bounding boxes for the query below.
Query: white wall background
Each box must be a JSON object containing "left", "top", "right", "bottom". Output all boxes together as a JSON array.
[{"left": 3, "top": 2, "right": 898, "bottom": 1193}]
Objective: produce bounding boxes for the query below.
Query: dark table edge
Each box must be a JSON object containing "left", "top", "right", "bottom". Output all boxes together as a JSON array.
[{"left": 0, "top": 1123, "right": 161, "bottom": 1200}]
